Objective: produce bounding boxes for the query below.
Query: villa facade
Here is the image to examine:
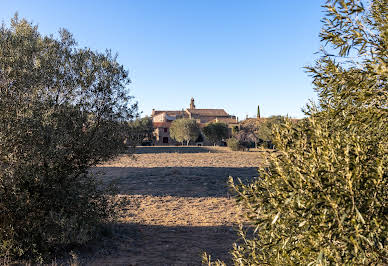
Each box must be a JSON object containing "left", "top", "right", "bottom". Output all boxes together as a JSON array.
[{"left": 152, "top": 98, "right": 239, "bottom": 145}]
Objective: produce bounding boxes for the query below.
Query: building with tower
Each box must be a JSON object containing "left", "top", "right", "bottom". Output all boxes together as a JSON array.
[{"left": 151, "top": 98, "right": 239, "bottom": 145}]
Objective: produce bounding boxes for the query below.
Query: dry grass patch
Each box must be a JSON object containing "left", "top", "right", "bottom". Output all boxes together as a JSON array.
[
  {"left": 119, "top": 195, "right": 242, "bottom": 227},
  {"left": 84, "top": 146, "right": 270, "bottom": 265}
]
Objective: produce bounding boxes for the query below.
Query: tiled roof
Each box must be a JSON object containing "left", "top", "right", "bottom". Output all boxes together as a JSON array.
[
  {"left": 153, "top": 110, "right": 185, "bottom": 116},
  {"left": 208, "top": 118, "right": 239, "bottom": 124},
  {"left": 153, "top": 122, "right": 172, "bottom": 128},
  {"left": 186, "top": 109, "right": 229, "bottom": 116}
]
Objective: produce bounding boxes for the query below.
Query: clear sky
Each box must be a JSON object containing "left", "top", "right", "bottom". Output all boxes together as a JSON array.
[{"left": 1, "top": 0, "right": 325, "bottom": 119}]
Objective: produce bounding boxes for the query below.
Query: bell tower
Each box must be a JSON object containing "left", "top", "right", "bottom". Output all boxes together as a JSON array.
[{"left": 190, "top": 97, "right": 196, "bottom": 109}]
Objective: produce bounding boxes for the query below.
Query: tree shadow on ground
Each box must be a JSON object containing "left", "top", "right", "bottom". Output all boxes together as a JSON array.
[
  {"left": 82, "top": 223, "right": 240, "bottom": 265},
  {"left": 93, "top": 166, "right": 259, "bottom": 197},
  {"left": 84, "top": 158, "right": 260, "bottom": 265},
  {"left": 132, "top": 146, "right": 229, "bottom": 154}
]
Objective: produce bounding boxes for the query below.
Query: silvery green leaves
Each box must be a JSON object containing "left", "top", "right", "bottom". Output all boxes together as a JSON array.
[
  {"left": 0, "top": 16, "right": 137, "bottom": 261},
  {"left": 170, "top": 118, "right": 201, "bottom": 146},
  {"left": 205, "top": 1, "right": 387, "bottom": 264}
]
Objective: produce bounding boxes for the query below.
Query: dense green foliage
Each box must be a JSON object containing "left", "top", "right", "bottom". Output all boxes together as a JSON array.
[
  {"left": 205, "top": 0, "right": 387, "bottom": 264},
  {"left": 169, "top": 118, "right": 200, "bottom": 145},
  {"left": 0, "top": 16, "right": 137, "bottom": 262},
  {"left": 226, "top": 138, "right": 241, "bottom": 151},
  {"left": 127, "top": 117, "right": 154, "bottom": 147},
  {"left": 256, "top": 116, "right": 286, "bottom": 143},
  {"left": 202, "top": 122, "right": 228, "bottom": 145},
  {"left": 234, "top": 116, "right": 286, "bottom": 150}
]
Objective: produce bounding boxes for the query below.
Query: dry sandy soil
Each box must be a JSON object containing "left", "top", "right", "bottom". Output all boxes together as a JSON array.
[{"left": 83, "top": 146, "right": 269, "bottom": 266}]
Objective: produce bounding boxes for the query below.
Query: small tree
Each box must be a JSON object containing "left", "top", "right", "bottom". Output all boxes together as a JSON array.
[
  {"left": 234, "top": 129, "right": 259, "bottom": 150},
  {"left": 226, "top": 138, "right": 241, "bottom": 151},
  {"left": 127, "top": 117, "right": 154, "bottom": 148},
  {"left": 255, "top": 115, "right": 286, "bottom": 147},
  {"left": 202, "top": 122, "right": 228, "bottom": 145},
  {"left": 169, "top": 118, "right": 200, "bottom": 145}
]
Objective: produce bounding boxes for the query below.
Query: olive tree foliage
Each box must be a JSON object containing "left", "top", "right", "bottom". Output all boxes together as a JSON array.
[
  {"left": 127, "top": 117, "right": 154, "bottom": 148},
  {"left": 256, "top": 115, "right": 286, "bottom": 142},
  {"left": 169, "top": 118, "right": 200, "bottom": 145},
  {"left": 202, "top": 122, "right": 228, "bottom": 145},
  {"left": 241, "top": 116, "right": 286, "bottom": 143},
  {"left": 204, "top": 0, "right": 387, "bottom": 265},
  {"left": 0, "top": 16, "right": 137, "bottom": 261}
]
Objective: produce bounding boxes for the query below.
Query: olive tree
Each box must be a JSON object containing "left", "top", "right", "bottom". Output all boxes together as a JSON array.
[
  {"left": 127, "top": 117, "right": 154, "bottom": 147},
  {"left": 202, "top": 122, "right": 228, "bottom": 145},
  {"left": 241, "top": 115, "right": 286, "bottom": 144},
  {"left": 0, "top": 16, "right": 137, "bottom": 262},
  {"left": 204, "top": 0, "right": 387, "bottom": 264},
  {"left": 169, "top": 118, "right": 200, "bottom": 145}
]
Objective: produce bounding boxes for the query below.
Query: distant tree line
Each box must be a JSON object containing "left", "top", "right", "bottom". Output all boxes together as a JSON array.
[
  {"left": 167, "top": 116, "right": 287, "bottom": 150},
  {"left": 226, "top": 116, "right": 288, "bottom": 151},
  {"left": 168, "top": 119, "right": 230, "bottom": 146}
]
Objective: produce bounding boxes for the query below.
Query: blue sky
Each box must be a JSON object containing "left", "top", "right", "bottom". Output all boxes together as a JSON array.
[{"left": 1, "top": 0, "right": 325, "bottom": 119}]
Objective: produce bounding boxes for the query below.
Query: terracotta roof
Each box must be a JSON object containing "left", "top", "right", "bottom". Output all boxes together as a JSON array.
[
  {"left": 243, "top": 117, "right": 300, "bottom": 123},
  {"left": 186, "top": 109, "right": 229, "bottom": 116},
  {"left": 153, "top": 110, "right": 185, "bottom": 116},
  {"left": 208, "top": 118, "right": 239, "bottom": 124},
  {"left": 153, "top": 122, "right": 172, "bottom": 128}
]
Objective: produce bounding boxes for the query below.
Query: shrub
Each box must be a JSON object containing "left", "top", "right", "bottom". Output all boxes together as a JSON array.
[
  {"left": 241, "top": 115, "right": 286, "bottom": 144},
  {"left": 234, "top": 129, "right": 258, "bottom": 151},
  {"left": 205, "top": 0, "right": 387, "bottom": 264},
  {"left": 0, "top": 16, "right": 137, "bottom": 262},
  {"left": 226, "top": 138, "right": 241, "bottom": 151},
  {"left": 231, "top": 125, "right": 240, "bottom": 135}
]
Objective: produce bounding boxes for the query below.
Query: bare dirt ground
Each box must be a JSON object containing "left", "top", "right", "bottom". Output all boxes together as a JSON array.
[{"left": 84, "top": 146, "right": 269, "bottom": 266}]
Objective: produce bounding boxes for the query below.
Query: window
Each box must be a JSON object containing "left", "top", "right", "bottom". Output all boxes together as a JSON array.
[
  {"left": 164, "top": 128, "right": 168, "bottom": 132},
  {"left": 163, "top": 137, "right": 169, "bottom": 143}
]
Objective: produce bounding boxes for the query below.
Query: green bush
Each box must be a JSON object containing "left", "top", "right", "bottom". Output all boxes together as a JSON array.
[
  {"left": 226, "top": 138, "right": 241, "bottom": 151},
  {"left": 257, "top": 115, "right": 286, "bottom": 142},
  {"left": 0, "top": 16, "right": 137, "bottom": 262},
  {"left": 205, "top": 0, "right": 387, "bottom": 264}
]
